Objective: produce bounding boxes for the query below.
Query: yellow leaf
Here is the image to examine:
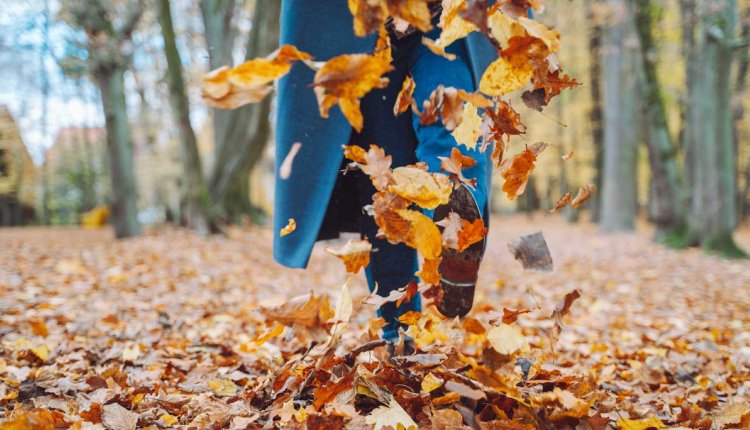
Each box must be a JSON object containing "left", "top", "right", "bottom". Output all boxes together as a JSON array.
[
  {"left": 421, "top": 372, "right": 444, "bottom": 393},
  {"left": 131, "top": 393, "right": 144, "bottom": 406},
  {"left": 208, "top": 379, "right": 239, "bottom": 397},
  {"left": 331, "top": 282, "right": 353, "bottom": 327},
  {"left": 389, "top": 167, "right": 452, "bottom": 209},
  {"left": 480, "top": 55, "right": 533, "bottom": 97},
  {"left": 31, "top": 345, "right": 49, "bottom": 362},
  {"left": 280, "top": 218, "right": 296, "bottom": 237},
  {"left": 451, "top": 103, "right": 482, "bottom": 150},
  {"left": 396, "top": 209, "right": 443, "bottom": 259},
  {"left": 486, "top": 324, "right": 526, "bottom": 356},
  {"left": 615, "top": 417, "right": 666, "bottom": 430},
  {"left": 325, "top": 239, "right": 372, "bottom": 274},
  {"left": 365, "top": 398, "right": 418, "bottom": 430},
  {"left": 161, "top": 413, "right": 178, "bottom": 426},
  {"left": 253, "top": 323, "right": 285, "bottom": 346},
  {"left": 434, "top": 0, "right": 477, "bottom": 48}
]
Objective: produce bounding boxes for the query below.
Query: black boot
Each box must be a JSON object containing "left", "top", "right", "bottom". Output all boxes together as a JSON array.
[{"left": 433, "top": 185, "right": 486, "bottom": 318}]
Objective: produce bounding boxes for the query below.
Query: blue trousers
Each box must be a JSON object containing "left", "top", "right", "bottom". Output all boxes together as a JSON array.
[{"left": 349, "top": 28, "right": 491, "bottom": 341}]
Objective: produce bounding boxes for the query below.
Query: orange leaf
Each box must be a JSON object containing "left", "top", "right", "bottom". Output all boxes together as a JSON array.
[
  {"left": 389, "top": 166, "right": 452, "bottom": 209},
  {"left": 501, "top": 143, "right": 548, "bottom": 200},
  {"left": 394, "top": 75, "right": 416, "bottom": 115},
  {"left": 571, "top": 184, "right": 597, "bottom": 208},
  {"left": 280, "top": 218, "right": 296, "bottom": 237},
  {"left": 439, "top": 147, "right": 478, "bottom": 188},
  {"left": 396, "top": 209, "right": 443, "bottom": 259},
  {"left": 416, "top": 257, "right": 442, "bottom": 285},
  {"left": 547, "top": 192, "right": 572, "bottom": 215},
  {"left": 457, "top": 218, "right": 487, "bottom": 252},
  {"left": 325, "top": 238, "right": 372, "bottom": 274}
]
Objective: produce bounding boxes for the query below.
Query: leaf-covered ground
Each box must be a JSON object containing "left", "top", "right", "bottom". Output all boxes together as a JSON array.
[{"left": 1, "top": 216, "right": 749, "bottom": 429}]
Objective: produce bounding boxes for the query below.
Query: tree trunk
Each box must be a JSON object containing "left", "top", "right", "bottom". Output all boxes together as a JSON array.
[
  {"left": 600, "top": 0, "right": 640, "bottom": 232},
  {"left": 95, "top": 66, "right": 141, "bottom": 238},
  {"left": 633, "top": 0, "right": 684, "bottom": 241},
  {"left": 682, "top": 0, "right": 745, "bottom": 257},
  {"left": 208, "top": 0, "right": 280, "bottom": 222},
  {"left": 157, "top": 0, "right": 212, "bottom": 234},
  {"left": 586, "top": 0, "right": 605, "bottom": 223},
  {"left": 734, "top": 6, "right": 749, "bottom": 219}
]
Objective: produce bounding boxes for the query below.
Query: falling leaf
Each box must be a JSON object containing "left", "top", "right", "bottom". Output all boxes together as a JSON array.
[
  {"left": 331, "top": 282, "right": 354, "bottom": 326},
  {"left": 507, "top": 231, "right": 553, "bottom": 271},
  {"left": 571, "top": 184, "right": 597, "bottom": 208},
  {"left": 479, "top": 53, "right": 534, "bottom": 97},
  {"left": 102, "top": 403, "right": 138, "bottom": 430},
  {"left": 253, "top": 323, "right": 285, "bottom": 346},
  {"left": 343, "top": 144, "right": 367, "bottom": 164},
  {"left": 451, "top": 103, "right": 483, "bottom": 150},
  {"left": 500, "top": 308, "right": 533, "bottom": 325},
  {"left": 313, "top": 54, "right": 393, "bottom": 132},
  {"left": 422, "top": 37, "right": 457, "bottom": 60},
  {"left": 561, "top": 150, "right": 574, "bottom": 160},
  {"left": 416, "top": 257, "right": 442, "bottom": 285},
  {"left": 437, "top": 212, "right": 487, "bottom": 253},
  {"left": 279, "top": 142, "right": 302, "bottom": 180},
  {"left": 325, "top": 239, "right": 372, "bottom": 274},
  {"left": 365, "top": 398, "right": 418, "bottom": 430},
  {"left": 348, "top": 0, "right": 388, "bottom": 36},
  {"left": 393, "top": 75, "right": 416, "bottom": 115},
  {"left": 361, "top": 145, "right": 394, "bottom": 191},
  {"left": 439, "top": 147, "right": 478, "bottom": 188},
  {"left": 551, "top": 289, "right": 582, "bottom": 334},
  {"left": 501, "top": 143, "right": 548, "bottom": 200},
  {"left": 547, "top": 192, "right": 572, "bottom": 215},
  {"left": 280, "top": 218, "right": 296, "bottom": 237},
  {"left": 396, "top": 209, "right": 443, "bottom": 259},
  {"left": 208, "top": 379, "right": 239, "bottom": 397},
  {"left": 487, "top": 324, "right": 527, "bottom": 356},
  {"left": 389, "top": 167, "right": 452, "bottom": 209},
  {"left": 260, "top": 293, "right": 332, "bottom": 328}
]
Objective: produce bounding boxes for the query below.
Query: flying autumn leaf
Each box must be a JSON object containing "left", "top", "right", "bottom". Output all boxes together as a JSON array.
[
  {"left": 396, "top": 209, "right": 443, "bottom": 260},
  {"left": 325, "top": 238, "right": 372, "bottom": 274},
  {"left": 571, "top": 184, "right": 597, "bottom": 208},
  {"left": 260, "top": 293, "right": 333, "bottom": 328},
  {"left": 422, "top": 37, "right": 457, "bottom": 60},
  {"left": 547, "top": 192, "right": 572, "bottom": 215},
  {"left": 551, "top": 289, "right": 581, "bottom": 334},
  {"left": 451, "top": 103, "right": 483, "bottom": 150},
  {"left": 280, "top": 218, "right": 296, "bottom": 237},
  {"left": 389, "top": 166, "right": 452, "bottom": 209},
  {"left": 416, "top": 257, "right": 442, "bottom": 285},
  {"left": 279, "top": 142, "right": 302, "bottom": 180},
  {"left": 487, "top": 324, "right": 527, "bottom": 356},
  {"left": 313, "top": 53, "right": 393, "bottom": 132},
  {"left": 393, "top": 75, "right": 416, "bottom": 115},
  {"left": 361, "top": 145, "right": 394, "bottom": 191},
  {"left": 439, "top": 147, "right": 478, "bottom": 188},
  {"left": 481, "top": 99, "right": 526, "bottom": 154},
  {"left": 501, "top": 143, "right": 548, "bottom": 199}
]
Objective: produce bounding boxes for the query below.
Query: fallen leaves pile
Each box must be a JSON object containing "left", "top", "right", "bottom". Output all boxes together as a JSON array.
[{"left": 1, "top": 217, "right": 749, "bottom": 429}]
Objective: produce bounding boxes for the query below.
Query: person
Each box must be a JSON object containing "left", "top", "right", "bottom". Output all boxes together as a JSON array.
[{"left": 273, "top": 0, "right": 506, "bottom": 346}]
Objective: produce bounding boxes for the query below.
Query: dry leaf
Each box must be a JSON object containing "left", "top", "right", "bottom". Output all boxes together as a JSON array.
[
  {"left": 439, "top": 147, "right": 478, "bottom": 188},
  {"left": 501, "top": 143, "right": 548, "bottom": 200},
  {"left": 279, "top": 142, "right": 302, "bottom": 180},
  {"left": 615, "top": 417, "right": 666, "bottom": 430},
  {"left": 487, "top": 324, "right": 526, "bottom": 356},
  {"left": 394, "top": 75, "right": 416, "bottom": 115},
  {"left": 365, "top": 398, "right": 418, "bottom": 430},
  {"left": 389, "top": 167, "right": 452, "bottom": 209},
  {"left": 325, "top": 238, "right": 372, "bottom": 274},
  {"left": 571, "top": 184, "right": 597, "bottom": 208},
  {"left": 547, "top": 192, "right": 572, "bottom": 215},
  {"left": 208, "top": 379, "right": 239, "bottom": 397},
  {"left": 280, "top": 218, "right": 296, "bottom": 237},
  {"left": 102, "top": 403, "right": 138, "bottom": 430}
]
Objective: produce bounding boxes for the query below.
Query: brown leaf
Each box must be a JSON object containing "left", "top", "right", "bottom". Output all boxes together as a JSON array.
[
  {"left": 394, "top": 75, "right": 416, "bottom": 115},
  {"left": 551, "top": 289, "right": 581, "bottom": 334},
  {"left": 444, "top": 380, "right": 486, "bottom": 400},
  {"left": 102, "top": 403, "right": 138, "bottom": 430},
  {"left": 361, "top": 145, "right": 394, "bottom": 191},
  {"left": 325, "top": 238, "right": 372, "bottom": 274},
  {"left": 571, "top": 184, "right": 597, "bottom": 208},
  {"left": 547, "top": 192, "right": 572, "bottom": 215},
  {"left": 260, "top": 293, "right": 332, "bottom": 328},
  {"left": 501, "top": 143, "right": 548, "bottom": 200},
  {"left": 439, "top": 147, "right": 478, "bottom": 188}
]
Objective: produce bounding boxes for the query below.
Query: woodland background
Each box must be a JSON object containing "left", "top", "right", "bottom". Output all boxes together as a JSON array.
[{"left": 1, "top": 0, "right": 750, "bottom": 429}]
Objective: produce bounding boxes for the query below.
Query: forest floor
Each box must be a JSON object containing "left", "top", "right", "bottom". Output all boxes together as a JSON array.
[{"left": 1, "top": 214, "right": 749, "bottom": 429}]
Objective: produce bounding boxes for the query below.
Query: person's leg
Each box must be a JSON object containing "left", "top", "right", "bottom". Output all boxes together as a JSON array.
[
  {"left": 408, "top": 28, "right": 492, "bottom": 317},
  {"left": 348, "top": 36, "right": 422, "bottom": 342}
]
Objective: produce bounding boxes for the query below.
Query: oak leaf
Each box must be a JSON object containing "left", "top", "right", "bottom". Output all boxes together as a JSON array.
[{"left": 501, "top": 143, "right": 548, "bottom": 200}]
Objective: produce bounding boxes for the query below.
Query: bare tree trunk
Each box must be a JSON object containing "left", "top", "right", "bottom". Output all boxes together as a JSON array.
[
  {"left": 40, "top": 0, "right": 51, "bottom": 225},
  {"left": 682, "top": 0, "right": 745, "bottom": 257},
  {"left": 734, "top": 6, "right": 749, "bottom": 220},
  {"left": 157, "top": 0, "right": 212, "bottom": 234},
  {"left": 600, "top": 0, "right": 640, "bottom": 232},
  {"left": 633, "top": 0, "right": 684, "bottom": 241},
  {"left": 586, "top": 0, "right": 605, "bottom": 223},
  {"left": 96, "top": 66, "right": 141, "bottom": 238},
  {"left": 207, "top": 0, "right": 280, "bottom": 222}
]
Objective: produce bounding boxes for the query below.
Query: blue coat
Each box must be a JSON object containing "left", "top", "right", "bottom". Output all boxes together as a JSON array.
[{"left": 273, "top": 0, "right": 498, "bottom": 269}]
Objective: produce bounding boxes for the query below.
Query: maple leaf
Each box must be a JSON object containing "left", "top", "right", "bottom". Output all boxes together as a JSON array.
[
  {"left": 280, "top": 218, "right": 296, "bottom": 237},
  {"left": 571, "top": 184, "right": 597, "bottom": 208},
  {"left": 325, "top": 238, "right": 372, "bottom": 274},
  {"left": 389, "top": 166, "right": 452, "bottom": 209},
  {"left": 439, "top": 147, "right": 478, "bottom": 188},
  {"left": 501, "top": 143, "right": 548, "bottom": 199},
  {"left": 524, "top": 68, "right": 580, "bottom": 110},
  {"left": 457, "top": 218, "right": 487, "bottom": 252},
  {"left": 393, "top": 75, "right": 416, "bottom": 115},
  {"left": 313, "top": 53, "right": 393, "bottom": 132}
]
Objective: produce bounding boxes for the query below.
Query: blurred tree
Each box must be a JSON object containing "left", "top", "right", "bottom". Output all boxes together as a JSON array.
[
  {"left": 600, "top": 0, "right": 640, "bottom": 232},
  {"left": 633, "top": 0, "right": 684, "bottom": 241},
  {"left": 586, "top": 0, "right": 605, "bottom": 223},
  {"left": 62, "top": 0, "right": 144, "bottom": 238},
  {"left": 157, "top": 0, "right": 213, "bottom": 234},
  {"left": 202, "top": 0, "right": 280, "bottom": 223},
  {"left": 680, "top": 0, "right": 746, "bottom": 256}
]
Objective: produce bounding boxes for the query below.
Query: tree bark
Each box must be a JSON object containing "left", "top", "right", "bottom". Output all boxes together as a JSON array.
[
  {"left": 207, "top": 0, "right": 280, "bottom": 222},
  {"left": 157, "top": 0, "right": 212, "bottom": 234},
  {"left": 681, "top": 0, "right": 745, "bottom": 257},
  {"left": 95, "top": 66, "right": 141, "bottom": 238},
  {"left": 600, "top": 0, "right": 640, "bottom": 232},
  {"left": 633, "top": 0, "right": 684, "bottom": 241},
  {"left": 586, "top": 0, "right": 605, "bottom": 223}
]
